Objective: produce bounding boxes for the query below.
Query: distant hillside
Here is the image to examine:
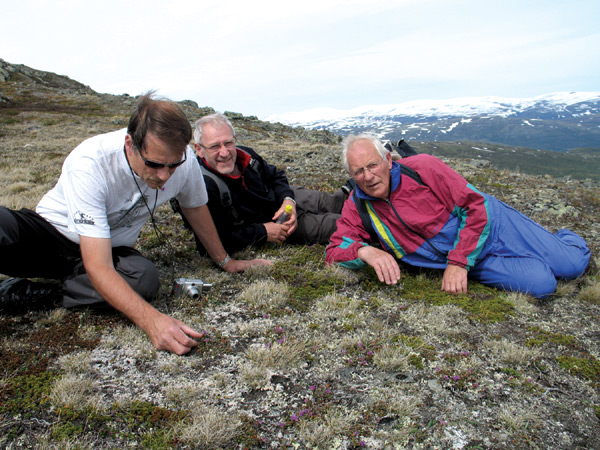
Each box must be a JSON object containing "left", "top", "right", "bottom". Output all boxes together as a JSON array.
[
  {"left": 267, "top": 93, "right": 600, "bottom": 152},
  {"left": 411, "top": 140, "right": 600, "bottom": 182},
  {"left": 1, "top": 58, "right": 598, "bottom": 182},
  {"left": 0, "top": 58, "right": 339, "bottom": 146}
]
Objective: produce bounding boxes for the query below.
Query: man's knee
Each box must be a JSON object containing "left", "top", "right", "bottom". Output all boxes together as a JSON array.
[
  {"left": 131, "top": 257, "right": 160, "bottom": 301},
  {"left": 0, "top": 207, "right": 19, "bottom": 244},
  {"left": 114, "top": 249, "right": 160, "bottom": 301},
  {"left": 293, "top": 213, "right": 340, "bottom": 245},
  {"left": 61, "top": 249, "right": 160, "bottom": 308}
]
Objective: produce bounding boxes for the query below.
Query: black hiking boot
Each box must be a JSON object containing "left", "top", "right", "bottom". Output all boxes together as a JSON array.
[{"left": 0, "top": 278, "right": 61, "bottom": 315}]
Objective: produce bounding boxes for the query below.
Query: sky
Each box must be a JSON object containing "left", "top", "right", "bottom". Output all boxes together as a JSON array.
[{"left": 2, "top": 0, "right": 599, "bottom": 119}]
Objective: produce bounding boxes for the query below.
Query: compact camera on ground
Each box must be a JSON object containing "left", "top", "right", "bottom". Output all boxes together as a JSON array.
[{"left": 172, "top": 278, "right": 212, "bottom": 300}]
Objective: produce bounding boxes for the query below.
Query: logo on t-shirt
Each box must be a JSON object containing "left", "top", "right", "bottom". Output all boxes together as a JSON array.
[{"left": 73, "top": 211, "right": 95, "bottom": 225}]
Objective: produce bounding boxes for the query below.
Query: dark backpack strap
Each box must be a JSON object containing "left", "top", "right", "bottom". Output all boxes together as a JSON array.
[
  {"left": 200, "top": 166, "right": 241, "bottom": 224},
  {"left": 353, "top": 189, "right": 379, "bottom": 245},
  {"left": 200, "top": 166, "right": 232, "bottom": 208},
  {"left": 399, "top": 163, "right": 423, "bottom": 185}
]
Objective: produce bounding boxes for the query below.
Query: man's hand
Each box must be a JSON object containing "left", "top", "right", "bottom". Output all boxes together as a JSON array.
[
  {"left": 357, "top": 245, "right": 401, "bottom": 285},
  {"left": 79, "top": 236, "right": 203, "bottom": 355},
  {"left": 273, "top": 200, "right": 298, "bottom": 235},
  {"left": 264, "top": 222, "right": 291, "bottom": 244},
  {"left": 441, "top": 264, "right": 468, "bottom": 295},
  {"left": 144, "top": 311, "right": 204, "bottom": 355}
]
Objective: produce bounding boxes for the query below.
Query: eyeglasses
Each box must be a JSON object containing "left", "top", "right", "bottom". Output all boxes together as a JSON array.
[
  {"left": 199, "top": 140, "right": 236, "bottom": 153},
  {"left": 352, "top": 160, "right": 385, "bottom": 178},
  {"left": 136, "top": 146, "right": 187, "bottom": 169}
]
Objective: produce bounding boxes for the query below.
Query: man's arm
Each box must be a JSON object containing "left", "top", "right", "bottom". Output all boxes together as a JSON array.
[
  {"left": 325, "top": 195, "right": 402, "bottom": 283},
  {"left": 79, "top": 236, "right": 203, "bottom": 355},
  {"left": 181, "top": 204, "right": 271, "bottom": 271}
]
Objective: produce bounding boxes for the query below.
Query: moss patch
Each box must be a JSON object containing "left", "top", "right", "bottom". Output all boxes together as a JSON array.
[{"left": 557, "top": 355, "right": 600, "bottom": 383}]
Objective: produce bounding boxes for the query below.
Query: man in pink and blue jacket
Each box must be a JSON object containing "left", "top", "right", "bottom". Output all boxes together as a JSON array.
[{"left": 325, "top": 134, "right": 590, "bottom": 298}]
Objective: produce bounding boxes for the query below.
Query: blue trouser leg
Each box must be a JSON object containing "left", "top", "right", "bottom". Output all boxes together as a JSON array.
[
  {"left": 470, "top": 254, "right": 557, "bottom": 298},
  {"left": 469, "top": 199, "right": 590, "bottom": 298}
]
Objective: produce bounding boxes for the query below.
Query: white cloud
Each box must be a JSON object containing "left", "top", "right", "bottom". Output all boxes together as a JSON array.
[{"left": 1, "top": 0, "right": 599, "bottom": 116}]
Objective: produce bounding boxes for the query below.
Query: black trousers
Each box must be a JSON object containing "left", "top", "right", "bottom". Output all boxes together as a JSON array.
[{"left": 0, "top": 207, "right": 159, "bottom": 308}]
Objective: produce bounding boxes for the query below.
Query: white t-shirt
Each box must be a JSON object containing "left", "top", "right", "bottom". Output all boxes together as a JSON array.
[{"left": 36, "top": 128, "right": 207, "bottom": 247}]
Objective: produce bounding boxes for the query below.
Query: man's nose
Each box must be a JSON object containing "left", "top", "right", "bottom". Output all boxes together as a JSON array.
[
  {"left": 217, "top": 146, "right": 230, "bottom": 157},
  {"left": 363, "top": 168, "right": 375, "bottom": 180},
  {"left": 157, "top": 166, "right": 172, "bottom": 181}
]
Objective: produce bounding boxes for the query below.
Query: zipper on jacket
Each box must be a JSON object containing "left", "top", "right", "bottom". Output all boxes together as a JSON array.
[{"left": 384, "top": 199, "right": 447, "bottom": 258}]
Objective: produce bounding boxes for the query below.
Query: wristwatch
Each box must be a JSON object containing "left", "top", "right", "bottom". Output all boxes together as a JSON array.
[{"left": 218, "top": 254, "right": 231, "bottom": 268}]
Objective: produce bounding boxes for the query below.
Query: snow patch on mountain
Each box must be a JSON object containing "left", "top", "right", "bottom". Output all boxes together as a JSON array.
[{"left": 266, "top": 92, "right": 600, "bottom": 127}]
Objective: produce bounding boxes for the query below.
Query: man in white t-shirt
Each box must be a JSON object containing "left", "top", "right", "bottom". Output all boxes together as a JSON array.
[{"left": 0, "top": 93, "right": 270, "bottom": 355}]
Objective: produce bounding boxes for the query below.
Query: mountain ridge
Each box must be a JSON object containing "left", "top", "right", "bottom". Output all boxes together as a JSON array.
[
  {"left": 1, "top": 58, "right": 598, "bottom": 181},
  {"left": 266, "top": 92, "right": 600, "bottom": 152}
]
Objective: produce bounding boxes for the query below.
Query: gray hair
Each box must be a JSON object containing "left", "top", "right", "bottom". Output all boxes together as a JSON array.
[
  {"left": 341, "top": 133, "right": 389, "bottom": 173},
  {"left": 193, "top": 112, "right": 236, "bottom": 145}
]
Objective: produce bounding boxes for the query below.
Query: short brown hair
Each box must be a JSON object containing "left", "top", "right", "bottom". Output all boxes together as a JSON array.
[{"left": 127, "top": 92, "right": 192, "bottom": 155}]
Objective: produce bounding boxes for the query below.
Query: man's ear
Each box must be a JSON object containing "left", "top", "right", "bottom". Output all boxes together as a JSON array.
[
  {"left": 125, "top": 134, "right": 134, "bottom": 156},
  {"left": 194, "top": 143, "right": 204, "bottom": 158}
]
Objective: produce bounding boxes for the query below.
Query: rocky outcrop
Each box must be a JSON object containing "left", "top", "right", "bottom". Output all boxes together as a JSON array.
[{"left": 0, "top": 58, "right": 95, "bottom": 93}]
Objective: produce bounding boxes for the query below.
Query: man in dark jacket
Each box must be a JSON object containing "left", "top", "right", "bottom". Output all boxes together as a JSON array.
[{"left": 176, "top": 113, "right": 346, "bottom": 255}]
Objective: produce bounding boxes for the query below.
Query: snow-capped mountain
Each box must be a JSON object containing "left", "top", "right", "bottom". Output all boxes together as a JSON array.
[{"left": 266, "top": 92, "right": 600, "bottom": 152}]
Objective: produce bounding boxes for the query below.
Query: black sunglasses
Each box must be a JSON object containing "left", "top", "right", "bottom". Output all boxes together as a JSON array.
[{"left": 135, "top": 146, "right": 187, "bottom": 169}]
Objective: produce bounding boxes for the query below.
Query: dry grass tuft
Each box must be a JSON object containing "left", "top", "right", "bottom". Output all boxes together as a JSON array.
[
  {"left": 57, "top": 351, "right": 93, "bottom": 374},
  {"left": 239, "top": 339, "right": 307, "bottom": 389},
  {"left": 373, "top": 342, "right": 413, "bottom": 371},
  {"left": 497, "top": 403, "right": 540, "bottom": 432},
  {"left": 311, "top": 293, "right": 368, "bottom": 329},
  {"left": 241, "top": 261, "right": 274, "bottom": 281},
  {"left": 238, "top": 361, "right": 272, "bottom": 390},
  {"left": 49, "top": 374, "right": 97, "bottom": 410},
  {"left": 370, "top": 388, "right": 421, "bottom": 420},
  {"left": 244, "top": 339, "right": 306, "bottom": 370},
  {"left": 238, "top": 279, "right": 289, "bottom": 311},
  {"left": 296, "top": 406, "right": 359, "bottom": 447},
  {"left": 322, "top": 263, "right": 361, "bottom": 285},
  {"left": 505, "top": 291, "right": 537, "bottom": 314},
  {"left": 554, "top": 280, "right": 578, "bottom": 298},
  {"left": 37, "top": 307, "right": 69, "bottom": 326},
  {"left": 578, "top": 278, "right": 600, "bottom": 304},
  {"left": 174, "top": 406, "right": 241, "bottom": 449},
  {"left": 485, "top": 338, "right": 541, "bottom": 366},
  {"left": 33, "top": 432, "right": 99, "bottom": 450}
]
